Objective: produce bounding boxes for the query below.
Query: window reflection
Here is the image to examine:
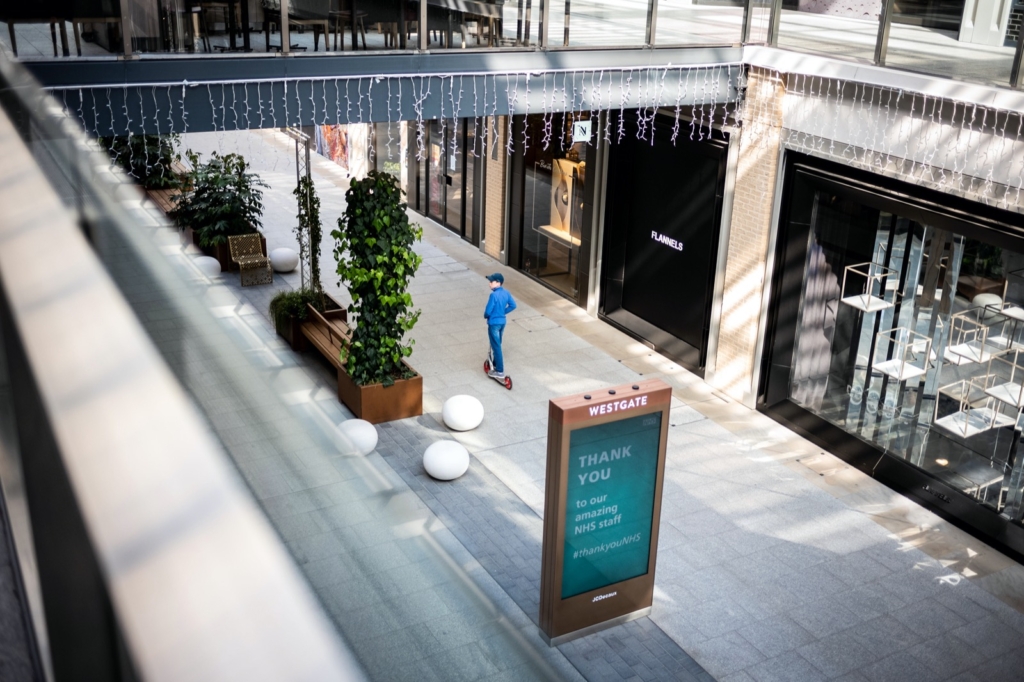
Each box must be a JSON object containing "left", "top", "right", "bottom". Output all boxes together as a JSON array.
[{"left": 789, "top": 189, "right": 1024, "bottom": 517}]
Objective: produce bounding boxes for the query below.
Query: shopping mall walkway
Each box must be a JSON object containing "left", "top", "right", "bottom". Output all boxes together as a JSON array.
[{"left": 158, "top": 129, "right": 1024, "bottom": 682}]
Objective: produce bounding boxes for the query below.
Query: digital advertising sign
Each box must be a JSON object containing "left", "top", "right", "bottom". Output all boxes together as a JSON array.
[{"left": 539, "top": 378, "right": 671, "bottom": 644}]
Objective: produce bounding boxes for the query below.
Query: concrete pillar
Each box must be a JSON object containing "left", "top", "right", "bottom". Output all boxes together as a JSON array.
[
  {"left": 710, "top": 67, "right": 784, "bottom": 407},
  {"left": 960, "top": 0, "right": 1013, "bottom": 47},
  {"left": 483, "top": 116, "right": 508, "bottom": 262}
]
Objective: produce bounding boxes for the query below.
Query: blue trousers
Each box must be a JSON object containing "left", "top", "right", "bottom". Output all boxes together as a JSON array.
[{"left": 488, "top": 323, "right": 506, "bottom": 373}]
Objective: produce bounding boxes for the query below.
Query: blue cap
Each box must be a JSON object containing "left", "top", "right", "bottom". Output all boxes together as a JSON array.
[{"left": 486, "top": 273, "right": 504, "bottom": 284}]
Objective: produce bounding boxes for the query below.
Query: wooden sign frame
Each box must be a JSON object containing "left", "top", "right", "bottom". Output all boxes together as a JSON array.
[{"left": 539, "top": 378, "right": 672, "bottom": 644}]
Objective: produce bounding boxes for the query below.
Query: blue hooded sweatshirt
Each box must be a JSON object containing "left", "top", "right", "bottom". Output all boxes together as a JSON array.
[{"left": 484, "top": 287, "right": 517, "bottom": 326}]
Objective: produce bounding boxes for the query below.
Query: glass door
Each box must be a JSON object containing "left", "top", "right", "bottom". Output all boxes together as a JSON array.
[
  {"left": 445, "top": 119, "right": 465, "bottom": 235},
  {"left": 428, "top": 119, "right": 445, "bottom": 222}
]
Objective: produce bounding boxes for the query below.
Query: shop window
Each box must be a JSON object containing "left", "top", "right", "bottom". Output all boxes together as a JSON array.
[
  {"left": 519, "top": 113, "right": 589, "bottom": 301},
  {"left": 765, "top": 159, "right": 1024, "bottom": 551}
]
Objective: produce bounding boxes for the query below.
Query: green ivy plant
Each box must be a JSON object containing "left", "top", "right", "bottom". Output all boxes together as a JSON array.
[
  {"left": 332, "top": 171, "right": 423, "bottom": 387},
  {"left": 294, "top": 175, "right": 324, "bottom": 308},
  {"left": 961, "top": 240, "right": 1004, "bottom": 280},
  {"left": 170, "top": 151, "right": 267, "bottom": 247},
  {"left": 100, "top": 134, "right": 181, "bottom": 189}
]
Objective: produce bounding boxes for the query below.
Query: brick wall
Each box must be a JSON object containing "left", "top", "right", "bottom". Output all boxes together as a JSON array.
[
  {"left": 483, "top": 116, "right": 507, "bottom": 261},
  {"left": 711, "top": 68, "right": 784, "bottom": 406}
]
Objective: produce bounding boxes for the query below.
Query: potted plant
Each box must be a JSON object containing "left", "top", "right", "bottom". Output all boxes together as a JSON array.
[
  {"left": 331, "top": 170, "right": 423, "bottom": 423},
  {"left": 100, "top": 134, "right": 182, "bottom": 190},
  {"left": 169, "top": 151, "right": 268, "bottom": 271},
  {"left": 270, "top": 177, "right": 347, "bottom": 350}
]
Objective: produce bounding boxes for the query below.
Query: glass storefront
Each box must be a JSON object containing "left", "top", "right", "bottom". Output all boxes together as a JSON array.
[
  {"left": 407, "top": 118, "right": 482, "bottom": 245},
  {"left": 763, "top": 155, "right": 1024, "bottom": 557},
  {"left": 511, "top": 113, "right": 591, "bottom": 303},
  {"left": 893, "top": 0, "right": 965, "bottom": 32}
]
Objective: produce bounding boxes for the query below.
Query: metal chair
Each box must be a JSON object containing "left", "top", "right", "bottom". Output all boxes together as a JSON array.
[{"left": 228, "top": 234, "right": 272, "bottom": 286}]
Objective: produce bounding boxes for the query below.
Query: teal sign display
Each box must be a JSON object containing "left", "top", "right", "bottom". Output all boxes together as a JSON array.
[{"left": 561, "top": 412, "right": 663, "bottom": 599}]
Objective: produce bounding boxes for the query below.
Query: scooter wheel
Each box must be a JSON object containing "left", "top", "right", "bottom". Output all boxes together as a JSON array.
[
  {"left": 484, "top": 360, "right": 491, "bottom": 373},
  {"left": 504, "top": 376, "right": 513, "bottom": 390}
]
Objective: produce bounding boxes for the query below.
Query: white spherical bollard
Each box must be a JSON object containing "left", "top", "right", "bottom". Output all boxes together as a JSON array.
[
  {"left": 338, "top": 419, "right": 378, "bottom": 456},
  {"left": 270, "top": 247, "right": 299, "bottom": 273},
  {"left": 442, "top": 395, "right": 485, "bottom": 432},
  {"left": 194, "top": 255, "right": 222, "bottom": 277},
  {"left": 423, "top": 441, "right": 470, "bottom": 481}
]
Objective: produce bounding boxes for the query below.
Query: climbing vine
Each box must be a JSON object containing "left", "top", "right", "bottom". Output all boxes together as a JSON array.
[{"left": 332, "top": 171, "right": 422, "bottom": 386}]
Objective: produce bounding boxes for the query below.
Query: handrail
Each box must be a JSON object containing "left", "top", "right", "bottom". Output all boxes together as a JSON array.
[{"left": 0, "top": 54, "right": 365, "bottom": 682}]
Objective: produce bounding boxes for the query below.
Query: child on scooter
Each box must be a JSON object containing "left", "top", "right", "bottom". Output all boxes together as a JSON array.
[{"left": 484, "top": 273, "right": 516, "bottom": 380}]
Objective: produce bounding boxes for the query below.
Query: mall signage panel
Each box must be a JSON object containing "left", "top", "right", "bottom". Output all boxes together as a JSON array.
[{"left": 539, "top": 379, "right": 671, "bottom": 644}]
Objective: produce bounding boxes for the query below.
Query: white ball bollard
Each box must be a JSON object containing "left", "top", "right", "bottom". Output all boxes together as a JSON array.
[
  {"left": 423, "top": 441, "right": 470, "bottom": 481},
  {"left": 338, "top": 419, "right": 378, "bottom": 456},
  {"left": 974, "top": 293, "right": 1003, "bottom": 320},
  {"left": 442, "top": 395, "right": 484, "bottom": 432},
  {"left": 270, "top": 247, "right": 299, "bottom": 273},
  {"left": 194, "top": 255, "right": 222, "bottom": 277}
]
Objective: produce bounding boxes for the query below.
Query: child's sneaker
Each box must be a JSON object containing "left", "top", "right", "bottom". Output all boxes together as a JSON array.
[{"left": 487, "top": 370, "right": 505, "bottom": 380}]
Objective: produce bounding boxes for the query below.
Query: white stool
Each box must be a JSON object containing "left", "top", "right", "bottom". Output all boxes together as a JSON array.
[
  {"left": 423, "top": 441, "right": 470, "bottom": 481},
  {"left": 194, "top": 255, "right": 222, "bottom": 277},
  {"left": 338, "top": 419, "right": 378, "bottom": 456},
  {"left": 270, "top": 247, "right": 299, "bottom": 273},
  {"left": 442, "top": 395, "right": 484, "bottom": 431}
]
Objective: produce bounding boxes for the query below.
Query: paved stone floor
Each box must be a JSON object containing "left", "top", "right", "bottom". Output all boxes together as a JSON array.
[{"left": 136, "top": 128, "right": 1024, "bottom": 681}]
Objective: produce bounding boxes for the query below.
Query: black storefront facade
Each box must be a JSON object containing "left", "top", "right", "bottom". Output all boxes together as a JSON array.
[
  {"left": 506, "top": 110, "right": 731, "bottom": 377},
  {"left": 599, "top": 114, "right": 728, "bottom": 376},
  {"left": 760, "top": 152, "right": 1024, "bottom": 560}
]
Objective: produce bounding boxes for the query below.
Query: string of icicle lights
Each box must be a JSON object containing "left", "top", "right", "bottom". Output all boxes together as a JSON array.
[
  {"left": 55, "top": 64, "right": 744, "bottom": 169},
  {"left": 777, "top": 71, "right": 1024, "bottom": 212}
]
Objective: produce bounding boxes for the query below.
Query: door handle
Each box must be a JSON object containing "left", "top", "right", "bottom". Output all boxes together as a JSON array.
[{"left": 446, "top": 175, "right": 453, "bottom": 186}]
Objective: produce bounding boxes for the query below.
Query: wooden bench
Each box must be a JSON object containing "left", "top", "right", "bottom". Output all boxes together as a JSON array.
[
  {"left": 301, "top": 304, "right": 351, "bottom": 370},
  {"left": 228, "top": 233, "right": 273, "bottom": 286},
  {"left": 144, "top": 161, "right": 190, "bottom": 214}
]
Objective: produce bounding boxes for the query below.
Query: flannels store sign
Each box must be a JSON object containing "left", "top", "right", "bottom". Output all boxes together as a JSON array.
[{"left": 651, "top": 231, "right": 684, "bottom": 251}]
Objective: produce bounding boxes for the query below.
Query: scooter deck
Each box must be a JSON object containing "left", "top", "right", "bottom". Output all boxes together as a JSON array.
[{"left": 483, "top": 357, "right": 513, "bottom": 390}]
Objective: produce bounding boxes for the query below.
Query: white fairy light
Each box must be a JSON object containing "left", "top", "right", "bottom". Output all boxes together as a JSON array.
[
  {"left": 322, "top": 79, "right": 329, "bottom": 126},
  {"left": 179, "top": 83, "right": 189, "bottom": 135}
]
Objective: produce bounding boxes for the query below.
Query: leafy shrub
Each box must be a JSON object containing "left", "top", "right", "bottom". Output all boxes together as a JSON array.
[
  {"left": 100, "top": 134, "right": 181, "bottom": 189},
  {"left": 332, "top": 171, "right": 422, "bottom": 386},
  {"left": 269, "top": 288, "right": 324, "bottom": 329},
  {"left": 170, "top": 151, "right": 266, "bottom": 247}
]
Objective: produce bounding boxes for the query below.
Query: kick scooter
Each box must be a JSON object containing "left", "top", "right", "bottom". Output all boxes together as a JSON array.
[{"left": 483, "top": 348, "right": 513, "bottom": 390}]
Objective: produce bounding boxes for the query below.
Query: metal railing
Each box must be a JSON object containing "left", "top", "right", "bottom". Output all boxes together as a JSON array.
[{"left": 5, "top": 0, "right": 1020, "bottom": 89}]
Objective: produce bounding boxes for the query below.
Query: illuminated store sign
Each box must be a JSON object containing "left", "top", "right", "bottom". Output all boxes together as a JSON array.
[
  {"left": 540, "top": 379, "right": 671, "bottom": 644},
  {"left": 650, "top": 230, "right": 684, "bottom": 251}
]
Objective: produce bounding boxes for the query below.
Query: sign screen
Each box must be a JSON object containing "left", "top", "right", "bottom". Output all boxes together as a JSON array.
[{"left": 561, "top": 411, "right": 662, "bottom": 599}]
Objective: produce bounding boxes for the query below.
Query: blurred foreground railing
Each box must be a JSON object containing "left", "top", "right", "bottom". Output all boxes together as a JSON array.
[{"left": 0, "top": 48, "right": 365, "bottom": 682}]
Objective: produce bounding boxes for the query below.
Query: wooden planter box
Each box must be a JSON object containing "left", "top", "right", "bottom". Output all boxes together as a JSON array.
[
  {"left": 337, "top": 361, "right": 423, "bottom": 424},
  {"left": 275, "top": 295, "right": 347, "bottom": 352},
  {"left": 275, "top": 312, "right": 310, "bottom": 352}
]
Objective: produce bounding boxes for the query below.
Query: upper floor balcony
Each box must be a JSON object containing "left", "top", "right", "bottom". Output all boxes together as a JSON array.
[{"left": 5, "top": 0, "right": 1024, "bottom": 91}]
